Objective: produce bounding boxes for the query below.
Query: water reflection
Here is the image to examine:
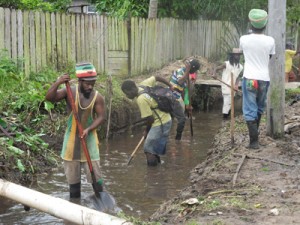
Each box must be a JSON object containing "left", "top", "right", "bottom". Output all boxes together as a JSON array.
[{"left": 0, "top": 110, "right": 227, "bottom": 224}]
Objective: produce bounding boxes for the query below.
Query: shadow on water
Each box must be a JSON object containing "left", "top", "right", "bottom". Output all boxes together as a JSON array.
[{"left": 0, "top": 97, "right": 242, "bottom": 223}]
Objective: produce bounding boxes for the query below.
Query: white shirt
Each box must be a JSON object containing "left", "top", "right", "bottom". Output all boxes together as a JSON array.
[
  {"left": 239, "top": 33, "right": 275, "bottom": 81},
  {"left": 221, "top": 61, "right": 243, "bottom": 94}
]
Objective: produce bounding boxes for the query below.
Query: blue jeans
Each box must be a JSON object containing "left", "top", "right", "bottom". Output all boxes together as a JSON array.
[
  {"left": 144, "top": 120, "right": 172, "bottom": 155},
  {"left": 242, "top": 78, "right": 270, "bottom": 121}
]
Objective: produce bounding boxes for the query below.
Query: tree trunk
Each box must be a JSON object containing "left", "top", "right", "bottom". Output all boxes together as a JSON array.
[
  {"left": 148, "top": 0, "right": 158, "bottom": 19},
  {"left": 266, "top": 0, "right": 286, "bottom": 138}
]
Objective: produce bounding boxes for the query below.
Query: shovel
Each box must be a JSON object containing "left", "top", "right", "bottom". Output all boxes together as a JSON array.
[{"left": 65, "top": 81, "right": 116, "bottom": 212}]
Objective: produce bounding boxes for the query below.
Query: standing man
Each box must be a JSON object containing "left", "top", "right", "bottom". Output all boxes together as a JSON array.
[
  {"left": 45, "top": 62, "right": 105, "bottom": 198},
  {"left": 213, "top": 48, "right": 243, "bottom": 119},
  {"left": 170, "top": 59, "right": 200, "bottom": 140},
  {"left": 239, "top": 9, "right": 275, "bottom": 149},
  {"left": 285, "top": 42, "right": 300, "bottom": 82},
  {"left": 121, "top": 76, "right": 172, "bottom": 166}
]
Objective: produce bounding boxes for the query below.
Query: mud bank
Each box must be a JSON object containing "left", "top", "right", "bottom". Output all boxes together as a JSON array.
[{"left": 149, "top": 101, "right": 300, "bottom": 225}]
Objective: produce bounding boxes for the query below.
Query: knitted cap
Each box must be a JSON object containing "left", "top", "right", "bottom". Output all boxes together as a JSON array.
[
  {"left": 75, "top": 62, "right": 97, "bottom": 80},
  {"left": 248, "top": 9, "right": 268, "bottom": 29},
  {"left": 188, "top": 59, "right": 200, "bottom": 74}
]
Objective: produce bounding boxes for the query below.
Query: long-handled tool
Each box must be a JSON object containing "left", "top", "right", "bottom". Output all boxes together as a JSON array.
[
  {"left": 211, "top": 75, "right": 242, "bottom": 94},
  {"left": 187, "top": 77, "right": 194, "bottom": 136},
  {"left": 127, "top": 136, "right": 145, "bottom": 165},
  {"left": 230, "top": 72, "right": 235, "bottom": 146},
  {"left": 65, "top": 81, "right": 116, "bottom": 211}
]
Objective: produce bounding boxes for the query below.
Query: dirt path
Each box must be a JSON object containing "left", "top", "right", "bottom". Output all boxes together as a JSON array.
[{"left": 150, "top": 100, "right": 300, "bottom": 224}]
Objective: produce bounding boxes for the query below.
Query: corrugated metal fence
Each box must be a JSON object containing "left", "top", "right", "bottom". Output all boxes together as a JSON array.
[{"left": 0, "top": 7, "right": 238, "bottom": 77}]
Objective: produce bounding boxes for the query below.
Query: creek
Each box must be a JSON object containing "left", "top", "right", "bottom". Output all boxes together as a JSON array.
[{"left": 0, "top": 97, "right": 242, "bottom": 224}]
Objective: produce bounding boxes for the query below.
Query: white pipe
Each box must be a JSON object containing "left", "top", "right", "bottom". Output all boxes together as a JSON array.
[{"left": 0, "top": 179, "right": 132, "bottom": 225}]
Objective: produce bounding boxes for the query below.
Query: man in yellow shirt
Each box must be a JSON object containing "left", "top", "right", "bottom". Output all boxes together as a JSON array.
[
  {"left": 285, "top": 42, "right": 300, "bottom": 83},
  {"left": 122, "top": 76, "right": 172, "bottom": 166}
]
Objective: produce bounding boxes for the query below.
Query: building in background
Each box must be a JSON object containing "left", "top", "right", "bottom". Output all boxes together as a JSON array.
[{"left": 67, "top": 0, "right": 97, "bottom": 14}]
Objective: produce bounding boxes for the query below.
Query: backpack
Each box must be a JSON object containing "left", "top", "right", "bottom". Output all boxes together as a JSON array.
[{"left": 138, "top": 85, "right": 176, "bottom": 113}]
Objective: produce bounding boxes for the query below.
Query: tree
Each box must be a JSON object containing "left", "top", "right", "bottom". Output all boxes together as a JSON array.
[
  {"left": 148, "top": 0, "right": 158, "bottom": 19},
  {"left": 0, "top": 0, "right": 71, "bottom": 12}
]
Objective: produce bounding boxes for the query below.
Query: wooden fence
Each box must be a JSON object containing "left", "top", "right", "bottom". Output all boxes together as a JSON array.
[{"left": 0, "top": 7, "right": 239, "bottom": 77}]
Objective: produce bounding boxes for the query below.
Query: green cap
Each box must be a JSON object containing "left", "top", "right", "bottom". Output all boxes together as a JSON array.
[
  {"left": 248, "top": 9, "right": 268, "bottom": 29},
  {"left": 97, "top": 178, "right": 103, "bottom": 185}
]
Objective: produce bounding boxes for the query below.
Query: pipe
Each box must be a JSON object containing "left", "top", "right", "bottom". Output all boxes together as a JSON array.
[{"left": 0, "top": 179, "right": 131, "bottom": 225}]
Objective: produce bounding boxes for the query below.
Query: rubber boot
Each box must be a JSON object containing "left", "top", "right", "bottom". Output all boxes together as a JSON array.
[
  {"left": 175, "top": 132, "right": 182, "bottom": 140},
  {"left": 145, "top": 152, "right": 159, "bottom": 166},
  {"left": 257, "top": 113, "right": 262, "bottom": 129},
  {"left": 70, "top": 182, "right": 81, "bottom": 198},
  {"left": 246, "top": 121, "right": 259, "bottom": 149}
]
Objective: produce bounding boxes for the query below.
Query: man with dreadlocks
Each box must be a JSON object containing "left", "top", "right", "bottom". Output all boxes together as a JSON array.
[
  {"left": 45, "top": 62, "right": 105, "bottom": 198},
  {"left": 213, "top": 48, "right": 243, "bottom": 119}
]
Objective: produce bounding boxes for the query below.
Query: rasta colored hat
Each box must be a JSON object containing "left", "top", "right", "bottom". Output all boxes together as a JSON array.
[
  {"left": 75, "top": 62, "right": 97, "bottom": 80},
  {"left": 248, "top": 9, "right": 268, "bottom": 29},
  {"left": 188, "top": 58, "right": 200, "bottom": 74}
]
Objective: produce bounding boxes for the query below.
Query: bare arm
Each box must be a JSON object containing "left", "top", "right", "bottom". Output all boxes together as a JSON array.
[
  {"left": 213, "top": 63, "right": 226, "bottom": 76},
  {"left": 45, "top": 74, "right": 70, "bottom": 102},
  {"left": 154, "top": 76, "right": 172, "bottom": 88},
  {"left": 143, "top": 116, "right": 154, "bottom": 138}
]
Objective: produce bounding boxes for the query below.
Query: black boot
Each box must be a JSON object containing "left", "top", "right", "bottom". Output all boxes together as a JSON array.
[
  {"left": 175, "top": 132, "right": 182, "bottom": 140},
  {"left": 145, "top": 152, "right": 159, "bottom": 166},
  {"left": 257, "top": 113, "right": 262, "bottom": 129},
  {"left": 70, "top": 182, "right": 81, "bottom": 198},
  {"left": 246, "top": 121, "right": 259, "bottom": 149}
]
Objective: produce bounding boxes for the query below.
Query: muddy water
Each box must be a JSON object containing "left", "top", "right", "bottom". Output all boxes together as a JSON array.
[{"left": 0, "top": 100, "right": 242, "bottom": 224}]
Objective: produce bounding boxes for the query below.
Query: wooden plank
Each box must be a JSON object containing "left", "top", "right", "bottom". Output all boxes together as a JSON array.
[
  {"left": 11, "top": 9, "right": 17, "bottom": 59},
  {"left": 61, "top": 13, "right": 67, "bottom": 65},
  {"left": 45, "top": 12, "right": 52, "bottom": 65},
  {"left": 91, "top": 15, "right": 98, "bottom": 69},
  {"left": 56, "top": 13, "right": 62, "bottom": 70},
  {"left": 23, "top": 11, "right": 30, "bottom": 76},
  {"left": 104, "top": 16, "right": 108, "bottom": 73},
  {"left": 65, "top": 14, "right": 71, "bottom": 64},
  {"left": 84, "top": 14, "right": 89, "bottom": 61},
  {"left": 40, "top": 12, "right": 46, "bottom": 68},
  {"left": 70, "top": 14, "right": 76, "bottom": 63},
  {"left": 87, "top": 15, "right": 93, "bottom": 61},
  {"left": 17, "top": 10, "right": 23, "bottom": 64},
  {"left": 96, "top": 15, "right": 102, "bottom": 72},
  {"left": 35, "top": 11, "right": 42, "bottom": 71},
  {"left": 29, "top": 11, "right": 36, "bottom": 72},
  {"left": 0, "top": 8, "right": 4, "bottom": 50},
  {"left": 4, "top": 8, "right": 11, "bottom": 57},
  {"left": 50, "top": 12, "right": 57, "bottom": 67},
  {"left": 80, "top": 14, "right": 85, "bottom": 61},
  {"left": 75, "top": 14, "right": 81, "bottom": 62}
]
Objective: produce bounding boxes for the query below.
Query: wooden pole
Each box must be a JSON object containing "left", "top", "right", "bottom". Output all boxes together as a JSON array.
[
  {"left": 187, "top": 76, "right": 194, "bottom": 136},
  {"left": 230, "top": 72, "right": 235, "bottom": 145},
  {"left": 0, "top": 179, "right": 131, "bottom": 225},
  {"left": 266, "top": 0, "right": 286, "bottom": 138}
]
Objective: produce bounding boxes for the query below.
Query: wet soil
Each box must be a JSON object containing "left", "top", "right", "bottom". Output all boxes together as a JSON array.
[{"left": 149, "top": 102, "right": 300, "bottom": 224}]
